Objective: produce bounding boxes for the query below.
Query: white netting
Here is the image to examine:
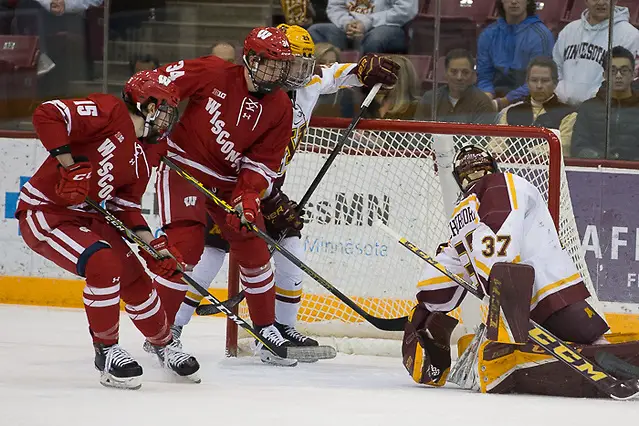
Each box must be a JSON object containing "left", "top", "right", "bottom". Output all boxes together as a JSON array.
[{"left": 232, "top": 120, "right": 597, "bottom": 356}]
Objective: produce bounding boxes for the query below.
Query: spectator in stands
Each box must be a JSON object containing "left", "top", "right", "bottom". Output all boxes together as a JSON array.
[
  {"left": 477, "top": 0, "right": 554, "bottom": 112},
  {"left": 414, "top": 49, "right": 495, "bottom": 124},
  {"left": 572, "top": 46, "right": 639, "bottom": 160},
  {"left": 498, "top": 57, "right": 576, "bottom": 156},
  {"left": 129, "top": 54, "right": 159, "bottom": 74},
  {"left": 312, "top": 42, "right": 357, "bottom": 118},
  {"left": 554, "top": 1, "right": 639, "bottom": 106},
  {"left": 307, "top": 0, "right": 418, "bottom": 55},
  {"left": 14, "top": 0, "right": 102, "bottom": 74},
  {"left": 211, "top": 42, "right": 236, "bottom": 63},
  {"left": 365, "top": 55, "right": 419, "bottom": 119}
]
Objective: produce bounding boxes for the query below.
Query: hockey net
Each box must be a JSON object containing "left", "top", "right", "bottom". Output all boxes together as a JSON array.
[{"left": 226, "top": 118, "right": 598, "bottom": 357}]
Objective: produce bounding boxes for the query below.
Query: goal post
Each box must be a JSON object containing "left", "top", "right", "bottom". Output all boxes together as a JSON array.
[{"left": 225, "top": 117, "right": 593, "bottom": 356}]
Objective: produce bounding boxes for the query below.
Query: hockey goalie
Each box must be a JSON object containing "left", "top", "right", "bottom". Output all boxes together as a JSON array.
[{"left": 402, "top": 145, "right": 639, "bottom": 398}]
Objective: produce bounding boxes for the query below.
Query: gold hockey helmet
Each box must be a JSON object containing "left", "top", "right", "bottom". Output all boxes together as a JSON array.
[{"left": 277, "top": 24, "right": 316, "bottom": 89}]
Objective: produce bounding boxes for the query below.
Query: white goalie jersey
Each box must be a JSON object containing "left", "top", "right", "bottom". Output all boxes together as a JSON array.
[{"left": 417, "top": 172, "right": 590, "bottom": 323}]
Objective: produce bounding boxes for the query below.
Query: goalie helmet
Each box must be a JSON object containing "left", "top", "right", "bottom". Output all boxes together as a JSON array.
[
  {"left": 243, "top": 26, "right": 294, "bottom": 94},
  {"left": 452, "top": 145, "right": 499, "bottom": 192},
  {"left": 277, "top": 23, "right": 316, "bottom": 89},
  {"left": 122, "top": 70, "right": 179, "bottom": 143}
]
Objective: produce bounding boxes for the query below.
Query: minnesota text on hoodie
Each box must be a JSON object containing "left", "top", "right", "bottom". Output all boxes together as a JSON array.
[{"left": 553, "top": 6, "right": 639, "bottom": 106}]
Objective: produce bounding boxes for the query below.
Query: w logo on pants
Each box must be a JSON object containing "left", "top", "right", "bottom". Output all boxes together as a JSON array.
[{"left": 184, "top": 196, "right": 197, "bottom": 207}]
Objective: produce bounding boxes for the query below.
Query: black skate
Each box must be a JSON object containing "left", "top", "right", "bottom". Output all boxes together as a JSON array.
[
  {"left": 143, "top": 324, "right": 182, "bottom": 354},
  {"left": 255, "top": 324, "right": 298, "bottom": 367},
  {"left": 94, "top": 343, "right": 143, "bottom": 390},
  {"left": 152, "top": 338, "right": 201, "bottom": 383},
  {"left": 274, "top": 322, "right": 337, "bottom": 362}
]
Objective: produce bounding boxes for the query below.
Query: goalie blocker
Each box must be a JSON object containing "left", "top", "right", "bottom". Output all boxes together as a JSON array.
[{"left": 403, "top": 262, "right": 639, "bottom": 397}]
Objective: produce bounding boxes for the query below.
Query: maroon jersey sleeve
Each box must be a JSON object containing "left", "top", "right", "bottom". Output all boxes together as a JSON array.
[
  {"left": 236, "top": 94, "right": 294, "bottom": 196},
  {"left": 32, "top": 94, "right": 125, "bottom": 153},
  {"left": 157, "top": 56, "right": 228, "bottom": 100}
]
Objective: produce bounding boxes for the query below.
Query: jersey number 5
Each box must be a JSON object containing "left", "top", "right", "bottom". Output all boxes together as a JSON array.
[{"left": 74, "top": 100, "right": 97, "bottom": 116}]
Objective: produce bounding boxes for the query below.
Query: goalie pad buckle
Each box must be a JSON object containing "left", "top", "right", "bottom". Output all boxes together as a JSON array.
[{"left": 486, "top": 262, "right": 534, "bottom": 344}]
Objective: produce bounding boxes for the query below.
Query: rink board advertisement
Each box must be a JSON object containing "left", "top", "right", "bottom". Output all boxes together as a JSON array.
[{"left": 1, "top": 137, "right": 639, "bottom": 331}]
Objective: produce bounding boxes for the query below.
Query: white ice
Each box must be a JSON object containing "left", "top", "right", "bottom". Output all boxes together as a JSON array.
[{"left": 0, "top": 304, "right": 636, "bottom": 426}]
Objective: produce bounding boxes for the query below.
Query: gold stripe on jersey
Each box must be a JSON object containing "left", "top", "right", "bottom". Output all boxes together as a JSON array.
[
  {"left": 334, "top": 64, "right": 351, "bottom": 78},
  {"left": 451, "top": 194, "right": 479, "bottom": 217},
  {"left": 473, "top": 257, "right": 491, "bottom": 277},
  {"left": 417, "top": 275, "right": 455, "bottom": 288},
  {"left": 305, "top": 76, "right": 322, "bottom": 87},
  {"left": 505, "top": 173, "right": 518, "bottom": 210},
  {"left": 275, "top": 286, "right": 303, "bottom": 298},
  {"left": 530, "top": 272, "right": 581, "bottom": 306}
]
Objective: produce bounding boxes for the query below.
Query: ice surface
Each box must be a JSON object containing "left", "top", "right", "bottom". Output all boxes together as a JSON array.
[{"left": 0, "top": 304, "right": 636, "bottom": 426}]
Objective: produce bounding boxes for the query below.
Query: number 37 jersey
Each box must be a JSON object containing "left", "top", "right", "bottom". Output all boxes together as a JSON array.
[{"left": 416, "top": 172, "right": 590, "bottom": 323}]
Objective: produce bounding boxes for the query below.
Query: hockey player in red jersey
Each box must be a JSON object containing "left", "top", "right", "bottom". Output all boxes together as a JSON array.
[
  {"left": 153, "top": 27, "right": 297, "bottom": 365},
  {"left": 15, "top": 70, "right": 201, "bottom": 389}
]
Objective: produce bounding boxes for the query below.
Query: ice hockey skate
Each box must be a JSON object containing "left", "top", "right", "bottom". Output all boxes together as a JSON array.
[
  {"left": 94, "top": 343, "right": 143, "bottom": 390},
  {"left": 151, "top": 338, "right": 201, "bottom": 383}
]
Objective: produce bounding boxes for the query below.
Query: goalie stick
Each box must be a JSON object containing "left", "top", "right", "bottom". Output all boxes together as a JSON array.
[
  {"left": 373, "top": 220, "right": 639, "bottom": 401},
  {"left": 85, "top": 197, "right": 324, "bottom": 363},
  {"left": 197, "top": 83, "right": 383, "bottom": 317},
  {"left": 162, "top": 156, "right": 407, "bottom": 332}
]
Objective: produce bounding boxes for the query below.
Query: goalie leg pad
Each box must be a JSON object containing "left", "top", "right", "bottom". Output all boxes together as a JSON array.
[
  {"left": 486, "top": 262, "right": 534, "bottom": 344},
  {"left": 477, "top": 332, "right": 639, "bottom": 397},
  {"left": 541, "top": 300, "right": 610, "bottom": 344},
  {"left": 402, "top": 304, "right": 459, "bottom": 386}
]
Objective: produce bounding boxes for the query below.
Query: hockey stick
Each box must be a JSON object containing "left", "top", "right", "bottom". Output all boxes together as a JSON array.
[
  {"left": 162, "top": 156, "right": 407, "bottom": 332},
  {"left": 85, "top": 197, "right": 319, "bottom": 363},
  {"left": 197, "top": 82, "right": 382, "bottom": 317},
  {"left": 374, "top": 220, "right": 639, "bottom": 400}
]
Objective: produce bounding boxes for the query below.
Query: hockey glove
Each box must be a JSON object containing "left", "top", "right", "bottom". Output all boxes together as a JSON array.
[
  {"left": 56, "top": 161, "right": 92, "bottom": 205},
  {"left": 139, "top": 235, "right": 184, "bottom": 280},
  {"left": 354, "top": 54, "right": 399, "bottom": 89},
  {"left": 226, "top": 190, "right": 261, "bottom": 235},
  {"left": 262, "top": 189, "right": 304, "bottom": 236}
]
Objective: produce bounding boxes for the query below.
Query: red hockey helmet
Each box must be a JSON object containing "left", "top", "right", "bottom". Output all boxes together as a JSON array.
[
  {"left": 243, "top": 26, "right": 293, "bottom": 94},
  {"left": 122, "top": 70, "right": 180, "bottom": 143}
]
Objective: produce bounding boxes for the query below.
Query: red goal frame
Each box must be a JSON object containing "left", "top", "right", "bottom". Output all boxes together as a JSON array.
[{"left": 225, "top": 117, "right": 563, "bottom": 356}]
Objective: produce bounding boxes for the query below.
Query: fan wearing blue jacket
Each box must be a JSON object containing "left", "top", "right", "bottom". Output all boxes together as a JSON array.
[{"left": 477, "top": 0, "right": 554, "bottom": 111}]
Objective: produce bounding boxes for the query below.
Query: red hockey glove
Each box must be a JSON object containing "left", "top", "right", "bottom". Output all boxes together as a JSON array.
[
  {"left": 55, "top": 161, "right": 92, "bottom": 205},
  {"left": 354, "top": 54, "right": 399, "bottom": 89},
  {"left": 226, "top": 190, "right": 261, "bottom": 235},
  {"left": 262, "top": 189, "right": 304, "bottom": 236},
  {"left": 139, "top": 235, "right": 184, "bottom": 280}
]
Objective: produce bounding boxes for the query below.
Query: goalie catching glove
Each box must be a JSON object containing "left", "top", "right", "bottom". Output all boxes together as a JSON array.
[
  {"left": 261, "top": 189, "right": 304, "bottom": 237},
  {"left": 402, "top": 304, "right": 459, "bottom": 387},
  {"left": 353, "top": 53, "right": 399, "bottom": 89},
  {"left": 226, "top": 189, "right": 261, "bottom": 235},
  {"left": 139, "top": 235, "right": 184, "bottom": 280}
]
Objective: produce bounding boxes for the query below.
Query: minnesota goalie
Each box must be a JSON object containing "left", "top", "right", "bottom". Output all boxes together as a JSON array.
[{"left": 402, "top": 145, "right": 639, "bottom": 398}]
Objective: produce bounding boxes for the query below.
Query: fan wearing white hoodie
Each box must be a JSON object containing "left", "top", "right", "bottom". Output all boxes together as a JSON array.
[{"left": 553, "top": 2, "right": 639, "bottom": 106}]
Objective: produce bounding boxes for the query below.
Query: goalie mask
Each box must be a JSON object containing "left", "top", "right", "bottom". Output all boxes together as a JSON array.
[
  {"left": 243, "top": 27, "right": 294, "bottom": 94},
  {"left": 452, "top": 145, "right": 499, "bottom": 192},
  {"left": 277, "top": 24, "right": 316, "bottom": 90},
  {"left": 123, "top": 70, "right": 179, "bottom": 143}
]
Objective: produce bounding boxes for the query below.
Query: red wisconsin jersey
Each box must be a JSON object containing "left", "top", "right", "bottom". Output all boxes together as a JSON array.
[
  {"left": 158, "top": 55, "right": 293, "bottom": 195},
  {"left": 16, "top": 93, "right": 160, "bottom": 230}
]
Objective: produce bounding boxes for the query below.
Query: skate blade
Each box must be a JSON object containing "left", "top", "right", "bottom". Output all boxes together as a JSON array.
[
  {"left": 288, "top": 345, "right": 337, "bottom": 363},
  {"left": 260, "top": 349, "right": 298, "bottom": 367},
  {"left": 99, "top": 372, "right": 142, "bottom": 390}
]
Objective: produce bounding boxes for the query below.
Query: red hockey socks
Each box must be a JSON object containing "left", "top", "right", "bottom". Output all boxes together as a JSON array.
[
  {"left": 122, "top": 274, "right": 171, "bottom": 346},
  {"left": 83, "top": 249, "right": 123, "bottom": 345},
  {"left": 240, "top": 262, "right": 275, "bottom": 326}
]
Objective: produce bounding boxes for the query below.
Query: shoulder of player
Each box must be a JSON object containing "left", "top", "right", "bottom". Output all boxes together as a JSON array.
[{"left": 86, "top": 93, "right": 129, "bottom": 115}]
